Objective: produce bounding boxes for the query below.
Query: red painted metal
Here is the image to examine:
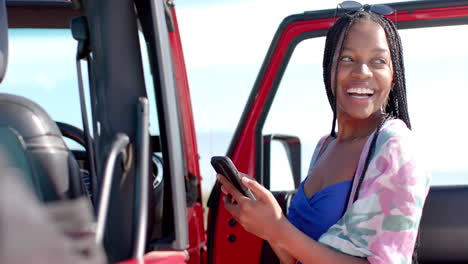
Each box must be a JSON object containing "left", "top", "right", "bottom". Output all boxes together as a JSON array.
[
  {"left": 396, "top": 6, "right": 468, "bottom": 22},
  {"left": 210, "top": 4, "right": 468, "bottom": 264},
  {"left": 186, "top": 204, "right": 207, "bottom": 264},
  {"left": 168, "top": 8, "right": 202, "bottom": 181},
  {"left": 211, "top": 200, "right": 263, "bottom": 264},
  {"left": 167, "top": 7, "right": 206, "bottom": 264}
]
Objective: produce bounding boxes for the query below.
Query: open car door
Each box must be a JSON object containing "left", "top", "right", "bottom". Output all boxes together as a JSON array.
[{"left": 207, "top": 1, "right": 468, "bottom": 263}]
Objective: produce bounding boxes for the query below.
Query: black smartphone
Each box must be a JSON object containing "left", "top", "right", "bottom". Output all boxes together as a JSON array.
[{"left": 211, "top": 156, "right": 256, "bottom": 200}]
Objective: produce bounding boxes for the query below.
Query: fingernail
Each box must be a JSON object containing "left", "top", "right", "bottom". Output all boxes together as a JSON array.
[{"left": 220, "top": 186, "right": 227, "bottom": 194}]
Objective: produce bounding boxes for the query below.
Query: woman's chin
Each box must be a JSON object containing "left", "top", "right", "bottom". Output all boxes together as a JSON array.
[{"left": 340, "top": 110, "right": 382, "bottom": 121}]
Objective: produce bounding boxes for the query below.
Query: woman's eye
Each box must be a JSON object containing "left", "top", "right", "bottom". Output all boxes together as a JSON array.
[
  {"left": 374, "top": 58, "right": 387, "bottom": 64},
  {"left": 340, "top": 56, "right": 353, "bottom": 62}
]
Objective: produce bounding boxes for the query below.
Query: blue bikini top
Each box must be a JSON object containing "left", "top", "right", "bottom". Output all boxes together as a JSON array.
[
  {"left": 288, "top": 136, "right": 353, "bottom": 241},
  {"left": 288, "top": 179, "right": 352, "bottom": 241}
]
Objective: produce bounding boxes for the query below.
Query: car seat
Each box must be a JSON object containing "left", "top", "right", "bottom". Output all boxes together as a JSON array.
[{"left": 0, "top": 0, "right": 87, "bottom": 203}]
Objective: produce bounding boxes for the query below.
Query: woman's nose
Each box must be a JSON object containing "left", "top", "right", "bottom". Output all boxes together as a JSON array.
[{"left": 351, "top": 63, "right": 372, "bottom": 79}]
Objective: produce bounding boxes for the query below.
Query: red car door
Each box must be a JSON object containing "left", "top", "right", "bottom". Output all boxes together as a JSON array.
[{"left": 207, "top": 1, "right": 468, "bottom": 263}]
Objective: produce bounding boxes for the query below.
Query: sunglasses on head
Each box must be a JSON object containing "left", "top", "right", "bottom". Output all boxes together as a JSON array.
[{"left": 334, "top": 1, "right": 396, "bottom": 22}]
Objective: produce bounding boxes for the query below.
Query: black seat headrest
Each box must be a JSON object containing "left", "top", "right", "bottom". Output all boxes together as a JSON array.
[{"left": 0, "top": 0, "right": 7, "bottom": 82}]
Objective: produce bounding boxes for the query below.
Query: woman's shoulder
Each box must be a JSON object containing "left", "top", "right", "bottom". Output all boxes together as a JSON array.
[
  {"left": 316, "top": 134, "right": 331, "bottom": 146},
  {"left": 308, "top": 134, "right": 332, "bottom": 172},
  {"left": 318, "top": 118, "right": 430, "bottom": 262},
  {"left": 381, "top": 118, "right": 411, "bottom": 137},
  {"left": 375, "top": 118, "right": 413, "bottom": 149}
]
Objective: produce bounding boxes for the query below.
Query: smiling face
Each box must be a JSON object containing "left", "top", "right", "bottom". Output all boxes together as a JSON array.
[{"left": 333, "top": 19, "right": 393, "bottom": 121}]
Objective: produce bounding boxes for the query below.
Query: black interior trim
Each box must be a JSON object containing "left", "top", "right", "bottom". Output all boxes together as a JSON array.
[
  {"left": 7, "top": 2, "right": 82, "bottom": 28},
  {"left": 82, "top": 0, "right": 148, "bottom": 260},
  {"left": 418, "top": 185, "right": 468, "bottom": 263}
]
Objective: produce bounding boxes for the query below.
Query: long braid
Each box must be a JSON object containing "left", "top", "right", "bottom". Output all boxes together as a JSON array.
[
  {"left": 323, "top": 10, "right": 418, "bottom": 263},
  {"left": 379, "top": 15, "right": 412, "bottom": 128},
  {"left": 323, "top": 16, "right": 356, "bottom": 137},
  {"left": 323, "top": 18, "right": 342, "bottom": 137}
]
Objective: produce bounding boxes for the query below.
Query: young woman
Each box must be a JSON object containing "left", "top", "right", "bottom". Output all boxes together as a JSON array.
[{"left": 217, "top": 8, "right": 430, "bottom": 264}]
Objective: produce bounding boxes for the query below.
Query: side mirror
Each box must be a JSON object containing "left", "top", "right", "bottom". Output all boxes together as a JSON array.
[{"left": 262, "top": 134, "right": 301, "bottom": 190}]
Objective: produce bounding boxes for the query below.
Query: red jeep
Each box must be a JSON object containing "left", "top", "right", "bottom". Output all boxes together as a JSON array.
[{"left": 1, "top": 0, "right": 468, "bottom": 263}]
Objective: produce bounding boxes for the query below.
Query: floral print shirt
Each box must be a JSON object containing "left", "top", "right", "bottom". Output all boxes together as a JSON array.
[{"left": 314, "top": 119, "right": 431, "bottom": 264}]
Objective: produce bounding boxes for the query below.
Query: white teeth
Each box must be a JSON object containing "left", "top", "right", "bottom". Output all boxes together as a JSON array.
[{"left": 346, "top": 88, "right": 374, "bottom": 95}]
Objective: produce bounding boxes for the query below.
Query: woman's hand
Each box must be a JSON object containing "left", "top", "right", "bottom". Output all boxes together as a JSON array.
[
  {"left": 217, "top": 173, "right": 368, "bottom": 264},
  {"left": 216, "top": 173, "right": 286, "bottom": 242}
]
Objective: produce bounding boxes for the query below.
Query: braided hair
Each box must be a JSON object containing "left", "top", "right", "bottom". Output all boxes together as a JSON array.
[
  {"left": 323, "top": 11, "right": 411, "bottom": 131},
  {"left": 323, "top": 10, "right": 418, "bottom": 263},
  {"left": 323, "top": 10, "right": 411, "bottom": 194}
]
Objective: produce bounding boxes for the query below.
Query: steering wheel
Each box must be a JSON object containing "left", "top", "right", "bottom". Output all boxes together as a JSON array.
[
  {"left": 55, "top": 121, "right": 87, "bottom": 149},
  {"left": 55, "top": 121, "right": 95, "bottom": 202},
  {"left": 55, "top": 121, "right": 90, "bottom": 172}
]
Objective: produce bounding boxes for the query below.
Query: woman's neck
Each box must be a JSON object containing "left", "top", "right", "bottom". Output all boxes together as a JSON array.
[{"left": 335, "top": 112, "right": 385, "bottom": 142}]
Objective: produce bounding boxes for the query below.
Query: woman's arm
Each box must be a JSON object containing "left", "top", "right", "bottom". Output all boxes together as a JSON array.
[
  {"left": 270, "top": 211, "right": 367, "bottom": 264},
  {"left": 217, "top": 175, "right": 368, "bottom": 264},
  {"left": 270, "top": 243, "right": 295, "bottom": 264}
]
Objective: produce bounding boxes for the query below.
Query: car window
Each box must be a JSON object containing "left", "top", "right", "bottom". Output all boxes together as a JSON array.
[
  {"left": 138, "top": 32, "right": 160, "bottom": 136},
  {"left": 263, "top": 24, "right": 468, "bottom": 189},
  {"left": 263, "top": 36, "right": 328, "bottom": 191},
  {"left": 401, "top": 25, "right": 468, "bottom": 185},
  {"left": 3, "top": 28, "right": 84, "bottom": 149},
  {"left": 4, "top": 29, "right": 81, "bottom": 126},
  {"left": 3, "top": 28, "right": 161, "bottom": 150}
]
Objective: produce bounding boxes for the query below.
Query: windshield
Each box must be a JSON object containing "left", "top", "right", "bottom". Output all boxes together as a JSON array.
[
  {"left": 3, "top": 29, "right": 82, "bottom": 128},
  {"left": 3, "top": 28, "right": 160, "bottom": 150}
]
